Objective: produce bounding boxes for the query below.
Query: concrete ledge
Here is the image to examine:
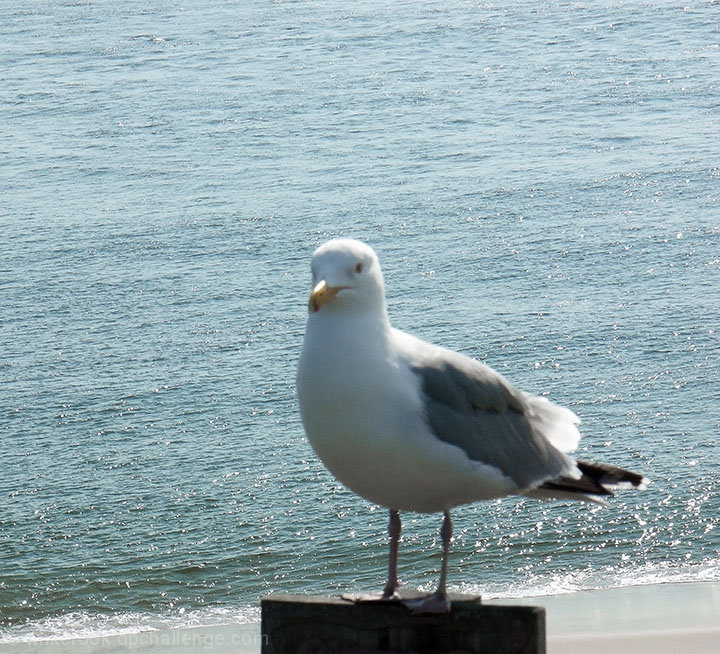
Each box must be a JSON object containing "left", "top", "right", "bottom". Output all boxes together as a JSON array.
[{"left": 261, "top": 593, "right": 545, "bottom": 654}]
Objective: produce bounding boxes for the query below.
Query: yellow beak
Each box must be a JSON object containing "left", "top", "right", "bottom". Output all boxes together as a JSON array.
[{"left": 308, "top": 280, "right": 346, "bottom": 313}]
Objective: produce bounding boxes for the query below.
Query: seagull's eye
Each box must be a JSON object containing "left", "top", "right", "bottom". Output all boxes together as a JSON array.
[{"left": 355, "top": 262, "right": 364, "bottom": 274}]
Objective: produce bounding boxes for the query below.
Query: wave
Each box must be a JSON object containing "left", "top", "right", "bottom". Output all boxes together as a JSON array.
[
  {"left": 2, "top": 559, "right": 718, "bottom": 644},
  {"left": 0, "top": 605, "right": 259, "bottom": 645},
  {"left": 457, "top": 557, "right": 720, "bottom": 599}
]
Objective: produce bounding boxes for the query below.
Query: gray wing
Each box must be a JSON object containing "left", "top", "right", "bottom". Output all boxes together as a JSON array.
[{"left": 410, "top": 347, "right": 576, "bottom": 490}]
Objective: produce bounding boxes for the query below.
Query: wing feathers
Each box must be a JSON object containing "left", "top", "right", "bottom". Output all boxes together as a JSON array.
[
  {"left": 410, "top": 350, "right": 576, "bottom": 489},
  {"left": 396, "top": 332, "right": 647, "bottom": 501}
]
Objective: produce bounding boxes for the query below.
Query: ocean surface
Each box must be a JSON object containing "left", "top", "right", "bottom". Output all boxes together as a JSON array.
[{"left": 1, "top": 0, "right": 718, "bottom": 643}]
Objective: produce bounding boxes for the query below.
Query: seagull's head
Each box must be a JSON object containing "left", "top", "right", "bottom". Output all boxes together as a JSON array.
[{"left": 307, "top": 239, "right": 386, "bottom": 316}]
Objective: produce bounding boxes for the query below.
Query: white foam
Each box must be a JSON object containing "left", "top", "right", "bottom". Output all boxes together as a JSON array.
[
  {"left": 455, "top": 557, "right": 720, "bottom": 600},
  {"left": 0, "top": 606, "right": 259, "bottom": 644}
]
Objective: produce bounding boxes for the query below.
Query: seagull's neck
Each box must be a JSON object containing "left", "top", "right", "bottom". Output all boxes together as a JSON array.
[
  {"left": 307, "top": 306, "right": 392, "bottom": 352},
  {"left": 299, "top": 306, "right": 397, "bottom": 412}
]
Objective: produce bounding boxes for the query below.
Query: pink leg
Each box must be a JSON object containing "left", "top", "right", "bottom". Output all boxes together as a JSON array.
[
  {"left": 343, "top": 510, "right": 452, "bottom": 613},
  {"left": 341, "top": 509, "right": 401, "bottom": 603},
  {"left": 382, "top": 509, "right": 401, "bottom": 598},
  {"left": 402, "top": 510, "right": 452, "bottom": 614},
  {"left": 436, "top": 510, "right": 452, "bottom": 599}
]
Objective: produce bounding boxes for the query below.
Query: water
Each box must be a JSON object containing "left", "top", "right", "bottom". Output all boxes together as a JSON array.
[{"left": 1, "top": 0, "right": 718, "bottom": 643}]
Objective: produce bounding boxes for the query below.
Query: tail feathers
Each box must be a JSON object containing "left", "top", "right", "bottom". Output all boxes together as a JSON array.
[{"left": 525, "top": 459, "right": 648, "bottom": 504}]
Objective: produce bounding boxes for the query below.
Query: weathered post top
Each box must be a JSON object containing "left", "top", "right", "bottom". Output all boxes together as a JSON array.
[{"left": 261, "top": 594, "right": 545, "bottom": 654}]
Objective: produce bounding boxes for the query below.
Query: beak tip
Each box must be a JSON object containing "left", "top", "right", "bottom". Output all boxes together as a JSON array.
[{"left": 308, "top": 279, "right": 344, "bottom": 313}]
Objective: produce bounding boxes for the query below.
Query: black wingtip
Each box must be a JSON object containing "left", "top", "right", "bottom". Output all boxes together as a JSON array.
[
  {"left": 577, "top": 459, "right": 649, "bottom": 490},
  {"left": 538, "top": 459, "right": 648, "bottom": 499}
]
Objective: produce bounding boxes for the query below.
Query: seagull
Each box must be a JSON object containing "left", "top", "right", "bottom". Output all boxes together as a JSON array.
[{"left": 296, "top": 238, "right": 647, "bottom": 613}]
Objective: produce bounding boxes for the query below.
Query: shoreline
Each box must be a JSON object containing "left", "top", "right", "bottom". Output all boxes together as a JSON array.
[
  {"left": 2, "top": 581, "right": 718, "bottom": 654},
  {"left": 0, "top": 624, "right": 264, "bottom": 654},
  {"left": 490, "top": 579, "right": 720, "bottom": 635},
  {"left": 549, "top": 628, "right": 720, "bottom": 654}
]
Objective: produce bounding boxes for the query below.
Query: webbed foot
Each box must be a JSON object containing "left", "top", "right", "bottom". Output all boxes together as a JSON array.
[{"left": 400, "top": 592, "right": 451, "bottom": 614}]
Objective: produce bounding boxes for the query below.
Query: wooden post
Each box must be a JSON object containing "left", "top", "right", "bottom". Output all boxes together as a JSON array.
[{"left": 261, "top": 593, "right": 545, "bottom": 654}]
